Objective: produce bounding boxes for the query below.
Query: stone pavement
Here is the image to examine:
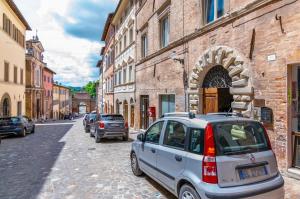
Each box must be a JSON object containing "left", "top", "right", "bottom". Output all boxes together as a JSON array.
[{"left": 0, "top": 118, "right": 299, "bottom": 199}]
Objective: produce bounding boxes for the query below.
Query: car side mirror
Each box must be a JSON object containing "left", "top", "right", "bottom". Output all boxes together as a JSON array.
[
  {"left": 28, "top": 119, "right": 32, "bottom": 122},
  {"left": 89, "top": 119, "right": 94, "bottom": 123},
  {"left": 137, "top": 133, "right": 145, "bottom": 142}
]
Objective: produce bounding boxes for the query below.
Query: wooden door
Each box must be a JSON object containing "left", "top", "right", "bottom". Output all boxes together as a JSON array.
[
  {"left": 140, "top": 96, "right": 149, "bottom": 129},
  {"left": 203, "top": 88, "right": 218, "bottom": 114},
  {"left": 130, "top": 105, "right": 134, "bottom": 127},
  {"left": 124, "top": 102, "right": 128, "bottom": 123}
]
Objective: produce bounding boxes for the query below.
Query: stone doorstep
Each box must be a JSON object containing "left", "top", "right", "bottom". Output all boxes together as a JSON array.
[{"left": 286, "top": 168, "right": 300, "bottom": 180}]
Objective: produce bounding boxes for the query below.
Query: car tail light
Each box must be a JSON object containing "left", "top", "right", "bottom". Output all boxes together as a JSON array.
[
  {"left": 125, "top": 122, "right": 128, "bottom": 128},
  {"left": 99, "top": 121, "right": 105, "bottom": 129},
  {"left": 262, "top": 125, "right": 272, "bottom": 150},
  {"left": 202, "top": 123, "right": 218, "bottom": 184}
]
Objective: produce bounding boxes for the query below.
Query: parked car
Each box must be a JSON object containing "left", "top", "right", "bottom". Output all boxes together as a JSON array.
[
  {"left": 83, "top": 112, "right": 97, "bottom": 133},
  {"left": 83, "top": 113, "right": 89, "bottom": 126},
  {"left": 130, "top": 112, "right": 284, "bottom": 199},
  {"left": 0, "top": 116, "right": 35, "bottom": 137},
  {"left": 89, "top": 114, "right": 129, "bottom": 143}
]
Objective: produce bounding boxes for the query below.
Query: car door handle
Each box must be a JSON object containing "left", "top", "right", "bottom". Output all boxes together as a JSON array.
[
  {"left": 151, "top": 149, "right": 156, "bottom": 153},
  {"left": 175, "top": 155, "right": 182, "bottom": 162}
]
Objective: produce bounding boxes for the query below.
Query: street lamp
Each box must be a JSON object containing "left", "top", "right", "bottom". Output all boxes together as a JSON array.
[{"left": 170, "top": 51, "right": 185, "bottom": 65}]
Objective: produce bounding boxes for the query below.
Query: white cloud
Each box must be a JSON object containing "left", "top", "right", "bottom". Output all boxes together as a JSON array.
[{"left": 14, "top": 0, "right": 103, "bottom": 87}]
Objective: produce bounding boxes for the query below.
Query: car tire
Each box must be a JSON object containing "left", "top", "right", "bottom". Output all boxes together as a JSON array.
[
  {"left": 179, "top": 184, "right": 201, "bottom": 199},
  {"left": 90, "top": 131, "right": 94, "bottom": 137},
  {"left": 95, "top": 132, "right": 101, "bottom": 143},
  {"left": 123, "top": 133, "right": 129, "bottom": 141},
  {"left": 131, "top": 152, "right": 143, "bottom": 176},
  {"left": 20, "top": 128, "right": 26, "bottom": 137}
]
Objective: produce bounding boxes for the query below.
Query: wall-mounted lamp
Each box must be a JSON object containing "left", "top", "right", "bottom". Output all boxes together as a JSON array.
[{"left": 170, "top": 51, "right": 185, "bottom": 65}]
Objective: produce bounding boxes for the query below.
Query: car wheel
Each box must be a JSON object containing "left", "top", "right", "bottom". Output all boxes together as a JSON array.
[
  {"left": 20, "top": 128, "right": 26, "bottom": 137},
  {"left": 95, "top": 132, "right": 101, "bottom": 143},
  {"left": 90, "top": 131, "right": 94, "bottom": 137},
  {"left": 31, "top": 127, "right": 35, "bottom": 134},
  {"left": 179, "top": 184, "right": 201, "bottom": 199},
  {"left": 123, "top": 133, "right": 129, "bottom": 141},
  {"left": 131, "top": 152, "right": 143, "bottom": 176}
]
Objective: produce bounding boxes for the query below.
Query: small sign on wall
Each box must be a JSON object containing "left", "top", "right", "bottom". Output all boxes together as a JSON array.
[
  {"left": 267, "top": 54, "right": 276, "bottom": 62},
  {"left": 261, "top": 107, "right": 273, "bottom": 124}
]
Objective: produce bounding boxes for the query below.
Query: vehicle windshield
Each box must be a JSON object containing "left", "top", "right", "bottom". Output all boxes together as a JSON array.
[
  {"left": 213, "top": 121, "right": 270, "bottom": 155},
  {"left": 101, "top": 115, "right": 124, "bottom": 121}
]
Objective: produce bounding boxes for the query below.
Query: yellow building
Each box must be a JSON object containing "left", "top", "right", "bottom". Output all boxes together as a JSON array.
[
  {"left": 0, "top": 0, "right": 31, "bottom": 117},
  {"left": 53, "top": 84, "right": 71, "bottom": 120}
]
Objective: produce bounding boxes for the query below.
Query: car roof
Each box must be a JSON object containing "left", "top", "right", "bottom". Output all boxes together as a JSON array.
[{"left": 160, "top": 114, "right": 255, "bottom": 128}]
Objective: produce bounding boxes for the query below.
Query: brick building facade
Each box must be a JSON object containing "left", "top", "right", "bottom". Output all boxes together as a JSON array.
[
  {"left": 101, "top": 13, "right": 115, "bottom": 114},
  {"left": 134, "top": 0, "right": 300, "bottom": 172}
]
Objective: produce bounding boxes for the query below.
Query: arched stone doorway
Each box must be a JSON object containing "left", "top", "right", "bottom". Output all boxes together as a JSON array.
[
  {"left": 130, "top": 98, "right": 135, "bottom": 128},
  {"left": 123, "top": 100, "right": 128, "bottom": 123},
  {"left": 189, "top": 46, "right": 253, "bottom": 117},
  {"left": 0, "top": 93, "right": 11, "bottom": 117}
]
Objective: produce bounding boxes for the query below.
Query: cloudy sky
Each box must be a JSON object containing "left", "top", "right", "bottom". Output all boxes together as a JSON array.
[{"left": 14, "top": 0, "right": 118, "bottom": 87}]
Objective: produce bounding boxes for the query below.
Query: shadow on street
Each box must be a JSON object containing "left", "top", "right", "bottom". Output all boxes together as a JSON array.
[{"left": 0, "top": 124, "right": 73, "bottom": 199}]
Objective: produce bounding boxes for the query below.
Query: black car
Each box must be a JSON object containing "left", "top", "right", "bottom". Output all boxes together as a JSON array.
[
  {"left": 83, "top": 112, "right": 97, "bottom": 133},
  {"left": 0, "top": 116, "right": 35, "bottom": 137}
]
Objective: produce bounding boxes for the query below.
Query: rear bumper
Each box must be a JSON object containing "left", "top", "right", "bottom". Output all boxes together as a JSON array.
[
  {"left": 96, "top": 129, "right": 128, "bottom": 138},
  {"left": 202, "top": 174, "right": 284, "bottom": 199},
  {"left": 0, "top": 128, "right": 23, "bottom": 136}
]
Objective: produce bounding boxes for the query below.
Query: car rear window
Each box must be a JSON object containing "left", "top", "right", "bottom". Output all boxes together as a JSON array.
[
  {"left": 0, "top": 117, "right": 20, "bottom": 125},
  {"left": 213, "top": 121, "right": 270, "bottom": 155},
  {"left": 101, "top": 115, "right": 124, "bottom": 121}
]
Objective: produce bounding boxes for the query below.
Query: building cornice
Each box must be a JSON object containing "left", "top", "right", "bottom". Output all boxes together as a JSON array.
[{"left": 5, "top": 0, "right": 31, "bottom": 30}]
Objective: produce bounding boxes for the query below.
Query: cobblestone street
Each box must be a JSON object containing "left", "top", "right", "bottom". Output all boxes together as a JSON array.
[
  {"left": 0, "top": 119, "right": 175, "bottom": 199},
  {"left": 0, "top": 118, "right": 299, "bottom": 199}
]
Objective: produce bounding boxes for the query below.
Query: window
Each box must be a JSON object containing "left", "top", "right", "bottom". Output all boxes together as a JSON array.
[
  {"left": 4, "top": 62, "right": 9, "bottom": 82},
  {"left": 17, "top": 101, "right": 22, "bottom": 116},
  {"left": 118, "top": 70, "right": 122, "bottom": 84},
  {"left": 114, "top": 73, "right": 117, "bottom": 85},
  {"left": 123, "top": 68, "right": 127, "bottom": 84},
  {"left": 14, "top": 66, "right": 17, "bottom": 83},
  {"left": 145, "top": 121, "right": 164, "bottom": 144},
  {"left": 119, "top": 41, "right": 122, "bottom": 52},
  {"left": 129, "top": 65, "right": 133, "bottom": 82},
  {"left": 20, "top": 69, "right": 23, "bottom": 84},
  {"left": 124, "top": 33, "right": 127, "bottom": 49},
  {"left": 189, "top": 129, "right": 205, "bottom": 154},
  {"left": 141, "top": 33, "right": 148, "bottom": 58},
  {"left": 160, "top": 15, "right": 170, "bottom": 48},
  {"left": 213, "top": 122, "right": 270, "bottom": 155},
  {"left": 160, "top": 95, "right": 175, "bottom": 116},
  {"left": 204, "top": 0, "right": 224, "bottom": 24},
  {"left": 129, "top": 28, "right": 134, "bottom": 43},
  {"left": 163, "top": 121, "right": 187, "bottom": 149}
]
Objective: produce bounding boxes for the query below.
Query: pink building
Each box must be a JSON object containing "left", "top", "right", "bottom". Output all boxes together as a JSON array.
[{"left": 43, "top": 66, "right": 56, "bottom": 119}]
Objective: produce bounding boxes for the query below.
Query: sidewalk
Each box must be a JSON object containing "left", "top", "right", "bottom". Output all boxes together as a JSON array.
[{"left": 283, "top": 175, "right": 300, "bottom": 199}]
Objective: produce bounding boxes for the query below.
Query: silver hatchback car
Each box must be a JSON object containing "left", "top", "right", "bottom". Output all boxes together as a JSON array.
[{"left": 130, "top": 113, "right": 284, "bottom": 199}]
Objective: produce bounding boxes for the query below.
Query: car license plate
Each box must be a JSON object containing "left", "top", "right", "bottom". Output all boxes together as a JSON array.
[
  {"left": 111, "top": 124, "right": 120, "bottom": 127},
  {"left": 238, "top": 166, "right": 268, "bottom": 180}
]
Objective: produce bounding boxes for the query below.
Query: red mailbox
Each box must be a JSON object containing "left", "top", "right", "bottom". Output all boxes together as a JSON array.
[{"left": 148, "top": 107, "right": 156, "bottom": 117}]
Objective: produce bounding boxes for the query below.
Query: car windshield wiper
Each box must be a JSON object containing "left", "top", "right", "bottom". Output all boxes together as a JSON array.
[{"left": 223, "top": 147, "right": 257, "bottom": 155}]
